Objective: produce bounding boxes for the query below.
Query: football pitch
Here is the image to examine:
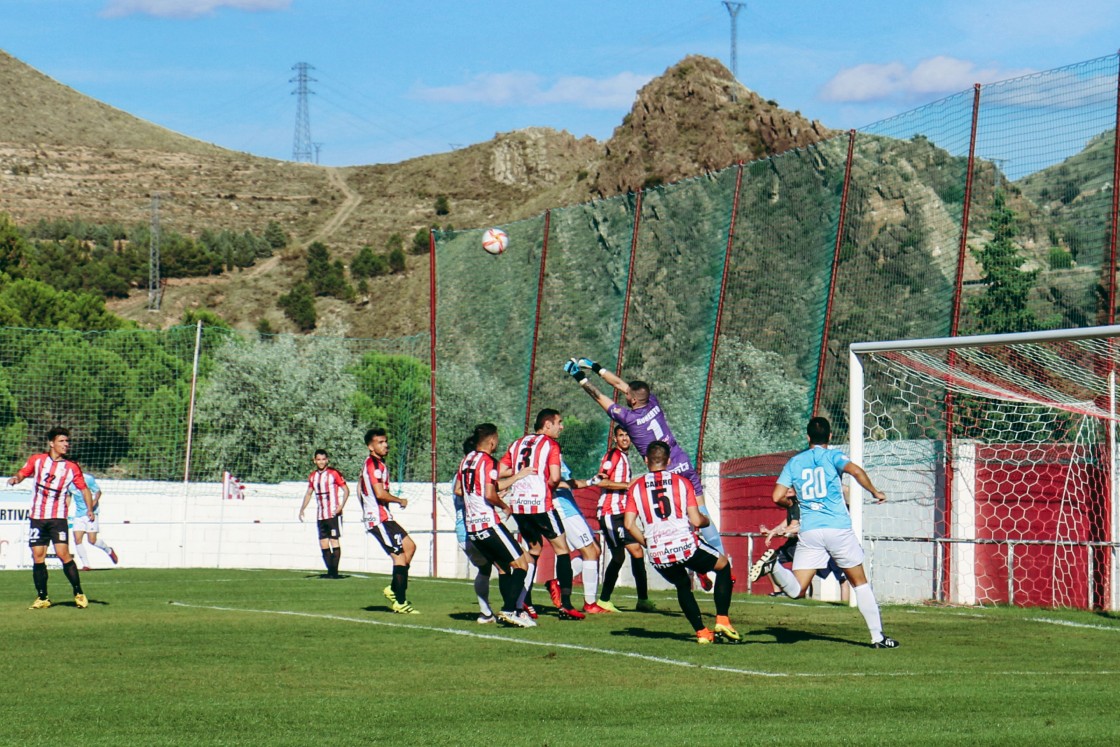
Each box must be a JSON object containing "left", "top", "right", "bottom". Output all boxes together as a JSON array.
[{"left": 2, "top": 568, "right": 1118, "bottom": 746}]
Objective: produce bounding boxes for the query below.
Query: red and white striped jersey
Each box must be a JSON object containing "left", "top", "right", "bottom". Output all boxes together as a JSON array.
[
  {"left": 358, "top": 455, "right": 392, "bottom": 527},
  {"left": 597, "top": 447, "right": 631, "bottom": 517},
  {"left": 457, "top": 450, "right": 501, "bottom": 532},
  {"left": 17, "top": 453, "right": 88, "bottom": 521},
  {"left": 308, "top": 467, "right": 347, "bottom": 521},
  {"left": 624, "top": 470, "right": 698, "bottom": 566},
  {"left": 500, "top": 434, "right": 560, "bottom": 514}
]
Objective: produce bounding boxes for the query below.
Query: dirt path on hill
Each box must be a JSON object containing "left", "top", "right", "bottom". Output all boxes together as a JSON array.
[{"left": 309, "top": 167, "right": 361, "bottom": 245}]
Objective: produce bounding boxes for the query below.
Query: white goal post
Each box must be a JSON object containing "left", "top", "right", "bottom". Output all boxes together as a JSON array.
[{"left": 850, "top": 325, "right": 1120, "bottom": 610}]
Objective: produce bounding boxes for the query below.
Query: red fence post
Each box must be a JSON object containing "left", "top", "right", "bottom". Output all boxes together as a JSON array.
[
  {"left": 812, "top": 130, "right": 858, "bottom": 418},
  {"left": 1108, "top": 57, "right": 1120, "bottom": 325},
  {"left": 697, "top": 163, "right": 744, "bottom": 466},
  {"left": 428, "top": 228, "right": 439, "bottom": 576},
  {"left": 941, "top": 82, "right": 983, "bottom": 601},
  {"left": 523, "top": 210, "right": 552, "bottom": 435},
  {"left": 615, "top": 190, "right": 643, "bottom": 381}
]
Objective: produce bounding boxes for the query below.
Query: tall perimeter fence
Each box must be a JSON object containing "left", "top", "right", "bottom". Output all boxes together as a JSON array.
[{"left": 2, "top": 54, "right": 1119, "bottom": 606}]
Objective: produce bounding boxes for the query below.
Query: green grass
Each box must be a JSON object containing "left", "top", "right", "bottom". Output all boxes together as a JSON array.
[{"left": 1, "top": 568, "right": 1118, "bottom": 746}]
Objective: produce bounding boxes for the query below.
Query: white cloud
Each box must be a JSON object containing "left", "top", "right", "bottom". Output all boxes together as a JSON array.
[
  {"left": 820, "top": 56, "right": 1035, "bottom": 103},
  {"left": 412, "top": 71, "right": 653, "bottom": 110},
  {"left": 101, "top": 0, "right": 290, "bottom": 19}
]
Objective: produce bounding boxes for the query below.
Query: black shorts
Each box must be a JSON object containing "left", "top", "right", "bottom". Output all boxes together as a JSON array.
[
  {"left": 317, "top": 516, "right": 342, "bottom": 541},
  {"left": 513, "top": 510, "right": 564, "bottom": 546},
  {"left": 368, "top": 520, "right": 409, "bottom": 556},
  {"left": 29, "top": 518, "right": 69, "bottom": 548},
  {"left": 601, "top": 513, "right": 639, "bottom": 550},
  {"left": 468, "top": 525, "right": 525, "bottom": 571},
  {"left": 653, "top": 539, "right": 721, "bottom": 584}
]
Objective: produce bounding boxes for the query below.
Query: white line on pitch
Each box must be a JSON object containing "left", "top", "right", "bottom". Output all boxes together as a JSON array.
[
  {"left": 1029, "top": 617, "right": 1120, "bottom": 632},
  {"left": 169, "top": 601, "right": 783, "bottom": 678},
  {"left": 168, "top": 602, "right": 1120, "bottom": 679}
]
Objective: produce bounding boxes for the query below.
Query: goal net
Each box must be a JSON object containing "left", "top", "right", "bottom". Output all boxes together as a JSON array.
[{"left": 850, "top": 325, "right": 1120, "bottom": 610}]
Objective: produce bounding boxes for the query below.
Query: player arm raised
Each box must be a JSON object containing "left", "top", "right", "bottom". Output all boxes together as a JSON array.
[
  {"left": 564, "top": 358, "right": 628, "bottom": 413},
  {"left": 843, "top": 462, "right": 887, "bottom": 503}
]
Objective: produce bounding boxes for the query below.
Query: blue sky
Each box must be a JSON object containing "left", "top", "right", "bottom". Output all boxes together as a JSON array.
[{"left": 3, "top": 0, "right": 1119, "bottom": 167}]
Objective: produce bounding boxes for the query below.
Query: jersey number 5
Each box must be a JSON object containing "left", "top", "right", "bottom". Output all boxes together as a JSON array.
[{"left": 650, "top": 486, "right": 671, "bottom": 519}]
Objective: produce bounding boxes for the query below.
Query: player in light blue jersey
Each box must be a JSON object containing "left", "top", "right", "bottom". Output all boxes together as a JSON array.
[
  {"left": 68, "top": 472, "right": 118, "bottom": 570},
  {"left": 750, "top": 416, "right": 898, "bottom": 649},
  {"left": 548, "top": 461, "right": 608, "bottom": 614}
]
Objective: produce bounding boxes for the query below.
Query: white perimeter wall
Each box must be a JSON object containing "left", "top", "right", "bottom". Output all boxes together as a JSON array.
[{"left": 0, "top": 470, "right": 724, "bottom": 595}]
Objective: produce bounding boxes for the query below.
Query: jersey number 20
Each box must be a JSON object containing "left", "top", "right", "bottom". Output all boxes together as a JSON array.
[{"left": 799, "top": 467, "right": 827, "bottom": 501}]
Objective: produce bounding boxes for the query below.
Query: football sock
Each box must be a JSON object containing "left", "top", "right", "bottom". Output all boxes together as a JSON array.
[
  {"left": 555, "top": 554, "right": 574, "bottom": 608},
  {"left": 93, "top": 538, "right": 113, "bottom": 557},
  {"left": 474, "top": 564, "right": 493, "bottom": 616},
  {"left": 713, "top": 565, "right": 733, "bottom": 616},
  {"left": 62, "top": 560, "right": 83, "bottom": 595},
  {"left": 503, "top": 568, "right": 527, "bottom": 612},
  {"left": 673, "top": 575, "right": 705, "bottom": 632},
  {"left": 391, "top": 565, "right": 407, "bottom": 603},
  {"left": 582, "top": 558, "right": 599, "bottom": 605},
  {"left": 330, "top": 547, "right": 341, "bottom": 576},
  {"left": 571, "top": 554, "right": 583, "bottom": 578},
  {"left": 320, "top": 548, "right": 332, "bottom": 573},
  {"left": 631, "top": 555, "right": 649, "bottom": 600},
  {"left": 75, "top": 542, "right": 90, "bottom": 568},
  {"left": 697, "top": 506, "right": 725, "bottom": 553},
  {"left": 518, "top": 560, "right": 537, "bottom": 608},
  {"left": 601, "top": 551, "right": 624, "bottom": 602},
  {"left": 32, "top": 562, "right": 48, "bottom": 599},
  {"left": 498, "top": 572, "right": 514, "bottom": 613},
  {"left": 853, "top": 583, "right": 884, "bottom": 643},
  {"left": 770, "top": 561, "right": 803, "bottom": 598}
]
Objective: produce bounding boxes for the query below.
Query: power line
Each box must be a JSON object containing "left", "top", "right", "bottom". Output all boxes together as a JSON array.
[
  {"left": 722, "top": 1, "right": 746, "bottom": 80},
  {"left": 147, "top": 193, "right": 161, "bottom": 312},
  {"left": 290, "top": 62, "right": 316, "bottom": 162}
]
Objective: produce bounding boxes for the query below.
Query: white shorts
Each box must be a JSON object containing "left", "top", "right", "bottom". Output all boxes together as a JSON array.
[
  {"left": 561, "top": 511, "right": 595, "bottom": 551},
  {"left": 792, "top": 528, "right": 865, "bottom": 571},
  {"left": 71, "top": 515, "right": 99, "bottom": 534}
]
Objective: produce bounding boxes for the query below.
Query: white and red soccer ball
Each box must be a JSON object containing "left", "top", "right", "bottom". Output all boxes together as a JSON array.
[{"left": 482, "top": 228, "right": 509, "bottom": 256}]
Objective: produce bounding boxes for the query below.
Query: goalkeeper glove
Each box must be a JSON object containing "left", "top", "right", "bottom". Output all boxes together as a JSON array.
[
  {"left": 577, "top": 357, "right": 603, "bottom": 374},
  {"left": 564, "top": 358, "right": 587, "bottom": 384}
]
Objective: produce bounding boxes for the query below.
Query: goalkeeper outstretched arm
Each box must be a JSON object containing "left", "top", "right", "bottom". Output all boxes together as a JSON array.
[{"left": 564, "top": 358, "right": 621, "bottom": 413}]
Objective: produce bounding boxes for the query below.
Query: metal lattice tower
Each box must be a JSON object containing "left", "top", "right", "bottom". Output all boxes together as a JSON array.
[
  {"left": 722, "top": 2, "right": 745, "bottom": 79},
  {"left": 147, "top": 193, "right": 161, "bottom": 311},
  {"left": 290, "top": 62, "right": 316, "bottom": 163}
]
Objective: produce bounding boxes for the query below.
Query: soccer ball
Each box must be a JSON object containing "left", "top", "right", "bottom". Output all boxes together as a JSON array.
[{"left": 482, "top": 228, "right": 509, "bottom": 256}]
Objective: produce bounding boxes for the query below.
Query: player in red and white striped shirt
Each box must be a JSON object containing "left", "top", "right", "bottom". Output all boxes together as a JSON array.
[
  {"left": 7, "top": 427, "right": 93, "bottom": 610},
  {"left": 593, "top": 425, "right": 652, "bottom": 613},
  {"left": 299, "top": 449, "right": 349, "bottom": 579},
  {"left": 454, "top": 423, "right": 537, "bottom": 627},
  {"left": 499, "top": 408, "right": 584, "bottom": 620},
  {"left": 624, "top": 441, "right": 739, "bottom": 644},
  {"left": 359, "top": 427, "right": 419, "bottom": 614}
]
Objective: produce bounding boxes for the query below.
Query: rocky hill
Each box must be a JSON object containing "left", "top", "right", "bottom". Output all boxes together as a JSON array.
[{"left": 0, "top": 50, "right": 832, "bottom": 338}]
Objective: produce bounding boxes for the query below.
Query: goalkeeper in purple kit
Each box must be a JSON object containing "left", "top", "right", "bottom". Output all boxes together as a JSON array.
[{"left": 564, "top": 356, "right": 726, "bottom": 566}]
